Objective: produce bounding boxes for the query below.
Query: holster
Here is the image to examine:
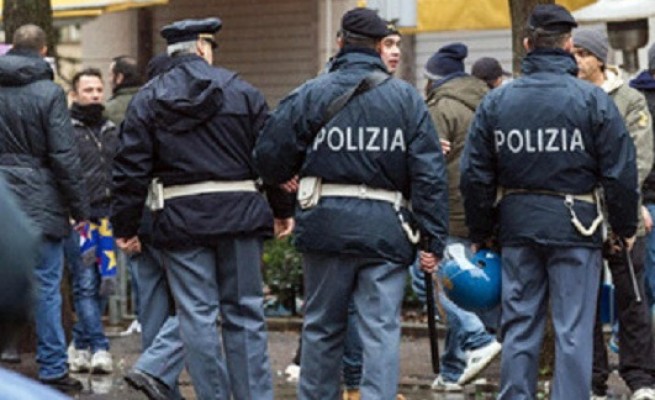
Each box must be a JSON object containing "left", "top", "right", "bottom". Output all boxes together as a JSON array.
[
  {"left": 145, "top": 178, "right": 164, "bottom": 211},
  {"left": 297, "top": 176, "right": 322, "bottom": 209}
]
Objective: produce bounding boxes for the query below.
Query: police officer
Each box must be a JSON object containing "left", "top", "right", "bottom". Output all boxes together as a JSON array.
[
  {"left": 460, "top": 5, "right": 639, "bottom": 400},
  {"left": 111, "top": 18, "right": 294, "bottom": 400},
  {"left": 254, "top": 8, "right": 448, "bottom": 400}
]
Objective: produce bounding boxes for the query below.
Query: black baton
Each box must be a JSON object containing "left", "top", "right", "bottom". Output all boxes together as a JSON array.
[
  {"left": 621, "top": 238, "right": 642, "bottom": 303},
  {"left": 424, "top": 270, "right": 440, "bottom": 374}
]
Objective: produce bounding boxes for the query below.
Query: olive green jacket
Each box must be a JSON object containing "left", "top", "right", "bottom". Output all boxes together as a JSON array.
[
  {"left": 426, "top": 75, "right": 488, "bottom": 238},
  {"left": 602, "top": 66, "right": 653, "bottom": 236},
  {"left": 104, "top": 86, "right": 140, "bottom": 126}
]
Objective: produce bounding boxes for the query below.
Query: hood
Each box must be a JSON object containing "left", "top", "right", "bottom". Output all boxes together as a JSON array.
[
  {"left": 630, "top": 70, "right": 655, "bottom": 91},
  {"left": 426, "top": 75, "right": 488, "bottom": 111},
  {"left": 0, "top": 49, "right": 53, "bottom": 86},
  {"left": 521, "top": 48, "right": 579, "bottom": 77},
  {"left": 601, "top": 65, "right": 623, "bottom": 95},
  {"left": 152, "top": 55, "right": 228, "bottom": 133}
]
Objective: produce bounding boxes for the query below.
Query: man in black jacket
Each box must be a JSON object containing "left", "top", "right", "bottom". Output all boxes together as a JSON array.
[
  {"left": 0, "top": 24, "right": 88, "bottom": 392},
  {"left": 111, "top": 18, "right": 294, "bottom": 400}
]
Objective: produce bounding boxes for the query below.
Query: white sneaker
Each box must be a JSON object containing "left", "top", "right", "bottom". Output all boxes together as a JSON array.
[
  {"left": 69, "top": 349, "right": 91, "bottom": 373},
  {"left": 284, "top": 363, "right": 300, "bottom": 383},
  {"left": 431, "top": 375, "right": 463, "bottom": 392},
  {"left": 90, "top": 350, "right": 114, "bottom": 374},
  {"left": 120, "top": 320, "right": 142, "bottom": 336},
  {"left": 457, "top": 340, "right": 502, "bottom": 385},
  {"left": 632, "top": 387, "right": 655, "bottom": 400},
  {"left": 67, "top": 343, "right": 77, "bottom": 363}
]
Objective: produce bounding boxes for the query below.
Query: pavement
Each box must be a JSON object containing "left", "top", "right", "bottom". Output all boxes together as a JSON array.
[{"left": 1, "top": 318, "right": 632, "bottom": 399}]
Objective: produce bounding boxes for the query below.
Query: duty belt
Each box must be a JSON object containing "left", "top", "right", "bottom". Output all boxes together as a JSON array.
[
  {"left": 146, "top": 178, "right": 258, "bottom": 211},
  {"left": 497, "top": 186, "right": 604, "bottom": 237},
  {"left": 297, "top": 177, "right": 419, "bottom": 244}
]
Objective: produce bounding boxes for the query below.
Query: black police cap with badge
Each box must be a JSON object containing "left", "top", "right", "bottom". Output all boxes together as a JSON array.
[
  {"left": 160, "top": 17, "right": 222, "bottom": 49},
  {"left": 341, "top": 7, "right": 391, "bottom": 39},
  {"left": 527, "top": 4, "right": 578, "bottom": 33}
]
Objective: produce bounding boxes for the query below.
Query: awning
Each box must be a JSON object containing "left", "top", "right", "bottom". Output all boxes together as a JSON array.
[
  {"left": 416, "top": 0, "right": 597, "bottom": 32},
  {"left": 0, "top": 0, "right": 167, "bottom": 19}
]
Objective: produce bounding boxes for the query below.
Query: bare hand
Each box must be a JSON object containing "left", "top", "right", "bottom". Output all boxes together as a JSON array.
[
  {"left": 274, "top": 218, "right": 295, "bottom": 239},
  {"left": 642, "top": 205, "right": 653, "bottom": 233},
  {"left": 73, "top": 220, "right": 89, "bottom": 232},
  {"left": 280, "top": 175, "right": 299, "bottom": 193},
  {"left": 623, "top": 235, "right": 636, "bottom": 252},
  {"left": 116, "top": 236, "right": 142, "bottom": 254},
  {"left": 440, "top": 139, "right": 451, "bottom": 155},
  {"left": 419, "top": 251, "right": 440, "bottom": 274}
]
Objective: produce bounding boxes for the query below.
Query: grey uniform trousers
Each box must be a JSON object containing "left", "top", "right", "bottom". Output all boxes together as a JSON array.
[
  {"left": 163, "top": 236, "right": 273, "bottom": 400},
  {"left": 131, "top": 244, "right": 185, "bottom": 398},
  {"left": 298, "top": 252, "right": 406, "bottom": 400},
  {"left": 498, "top": 245, "right": 601, "bottom": 400}
]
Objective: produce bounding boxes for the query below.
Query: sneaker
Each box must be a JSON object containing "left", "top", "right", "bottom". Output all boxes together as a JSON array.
[
  {"left": 120, "top": 320, "right": 142, "bottom": 336},
  {"left": 591, "top": 393, "right": 607, "bottom": 400},
  {"left": 632, "top": 387, "right": 655, "bottom": 400},
  {"left": 458, "top": 340, "right": 502, "bottom": 385},
  {"left": 69, "top": 349, "right": 91, "bottom": 373},
  {"left": 91, "top": 350, "right": 113, "bottom": 374},
  {"left": 67, "top": 343, "right": 77, "bottom": 363},
  {"left": 431, "top": 375, "right": 463, "bottom": 392},
  {"left": 0, "top": 347, "right": 20, "bottom": 364},
  {"left": 124, "top": 369, "right": 172, "bottom": 400},
  {"left": 284, "top": 363, "right": 300, "bottom": 383},
  {"left": 40, "top": 374, "right": 83, "bottom": 393},
  {"left": 342, "top": 388, "right": 360, "bottom": 400},
  {"left": 609, "top": 334, "right": 619, "bottom": 354}
]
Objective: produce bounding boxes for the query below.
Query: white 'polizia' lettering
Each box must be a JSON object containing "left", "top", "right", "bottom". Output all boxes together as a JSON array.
[
  {"left": 313, "top": 126, "right": 405, "bottom": 152},
  {"left": 494, "top": 128, "right": 585, "bottom": 154}
]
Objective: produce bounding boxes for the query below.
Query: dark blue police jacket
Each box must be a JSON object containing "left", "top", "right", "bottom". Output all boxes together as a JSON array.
[
  {"left": 460, "top": 49, "right": 638, "bottom": 247},
  {"left": 255, "top": 49, "right": 449, "bottom": 263},
  {"left": 111, "top": 54, "right": 293, "bottom": 249}
]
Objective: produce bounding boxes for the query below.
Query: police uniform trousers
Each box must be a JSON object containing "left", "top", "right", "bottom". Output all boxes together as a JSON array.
[
  {"left": 592, "top": 237, "right": 655, "bottom": 394},
  {"left": 498, "top": 245, "right": 601, "bottom": 400},
  {"left": 298, "top": 252, "right": 406, "bottom": 400},
  {"left": 132, "top": 243, "right": 185, "bottom": 398},
  {"left": 162, "top": 236, "right": 273, "bottom": 400}
]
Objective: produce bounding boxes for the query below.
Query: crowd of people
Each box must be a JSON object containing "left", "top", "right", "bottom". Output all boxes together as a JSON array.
[{"left": 1, "top": 3, "right": 655, "bottom": 400}]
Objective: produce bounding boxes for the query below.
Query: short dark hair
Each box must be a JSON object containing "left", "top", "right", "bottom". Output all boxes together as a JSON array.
[
  {"left": 341, "top": 30, "right": 379, "bottom": 50},
  {"left": 72, "top": 67, "right": 103, "bottom": 92},
  {"left": 12, "top": 24, "right": 46, "bottom": 52},
  {"left": 111, "top": 55, "right": 142, "bottom": 87},
  {"left": 526, "top": 27, "right": 571, "bottom": 50}
]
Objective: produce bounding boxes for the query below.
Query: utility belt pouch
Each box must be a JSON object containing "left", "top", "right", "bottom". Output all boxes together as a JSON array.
[
  {"left": 146, "top": 178, "right": 164, "bottom": 211},
  {"left": 297, "top": 177, "right": 322, "bottom": 209}
]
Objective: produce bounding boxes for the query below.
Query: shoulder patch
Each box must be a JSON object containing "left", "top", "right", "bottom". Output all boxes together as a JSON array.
[{"left": 638, "top": 111, "right": 650, "bottom": 128}]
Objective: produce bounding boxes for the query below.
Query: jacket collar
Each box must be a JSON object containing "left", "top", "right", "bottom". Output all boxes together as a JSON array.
[{"left": 521, "top": 48, "right": 579, "bottom": 77}]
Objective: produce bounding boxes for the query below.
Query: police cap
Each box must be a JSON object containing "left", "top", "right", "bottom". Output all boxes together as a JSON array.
[
  {"left": 161, "top": 17, "right": 222, "bottom": 48},
  {"left": 341, "top": 8, "right": 390, "bottom": 39},
  {"left": 528, "top": 4, "right": 577, "bottom": 33}
]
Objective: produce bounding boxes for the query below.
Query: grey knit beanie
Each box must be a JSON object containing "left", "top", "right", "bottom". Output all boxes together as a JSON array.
[
  {"left": 648, "top": 43, "right": 655, "bottom": 71},
  {"left": 573, "top": 28, "right": 609, "bottom": 64}
]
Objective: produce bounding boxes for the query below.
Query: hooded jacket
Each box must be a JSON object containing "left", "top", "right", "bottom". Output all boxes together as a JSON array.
[
  {"left": 111, "top": 54, "right": 293, "bottom": 248},
  {"left": 630, "top": 70, "right": 655, "bottom": 204},
  {"left": 602, "top": 66, "right": 653, "bottom": 237},
  {"left": 0, "top": 49, "right": 88, "bottom": 238},
  {"left": 255, "top": 49, "right": 449, "bottom": 262},
  {"left": 461, "top": 49, "right": 638, "bottom": 247},
  {"left": 426, "top": 75, "right": 488, "bottom": 238}
]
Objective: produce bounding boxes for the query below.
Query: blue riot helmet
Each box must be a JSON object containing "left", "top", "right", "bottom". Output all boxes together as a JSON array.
[{"left": 437, "top": 245, "right": 501, "bottom": 312}]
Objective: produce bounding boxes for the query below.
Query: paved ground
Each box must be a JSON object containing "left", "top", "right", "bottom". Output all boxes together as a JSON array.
[{"left": 1, "top": 319, "right": 632, "bottom": 399}]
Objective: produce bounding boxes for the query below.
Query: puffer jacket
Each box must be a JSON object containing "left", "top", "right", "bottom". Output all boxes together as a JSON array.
[
  {"left": 71, "top": 118, "right": 118, "bottom": 218},
  {"left": 0, "top": 49, "right": 88, "bottom": 238},
  {"left": 111, "top": 54, "right": 294, "bottom": 248},
  {"left": 630, "top": 70, "right": 655, "bottom": 204},
  {"left": 602, "top": 66, "right": 653, "bottom": 237},
  {"left": 461, "top": 49, "right": 638, "bottom": 247},
  {"left": 426, "top": 75, "right": 488, "bottom": 238},
  {"left": 255, "top": 48, "right": 449, "bottom": 263}
]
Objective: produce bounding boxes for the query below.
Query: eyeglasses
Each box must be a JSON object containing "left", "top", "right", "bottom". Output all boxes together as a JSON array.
[{"left": 572, "top": 48, "right": 593, "bottom": 58}]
